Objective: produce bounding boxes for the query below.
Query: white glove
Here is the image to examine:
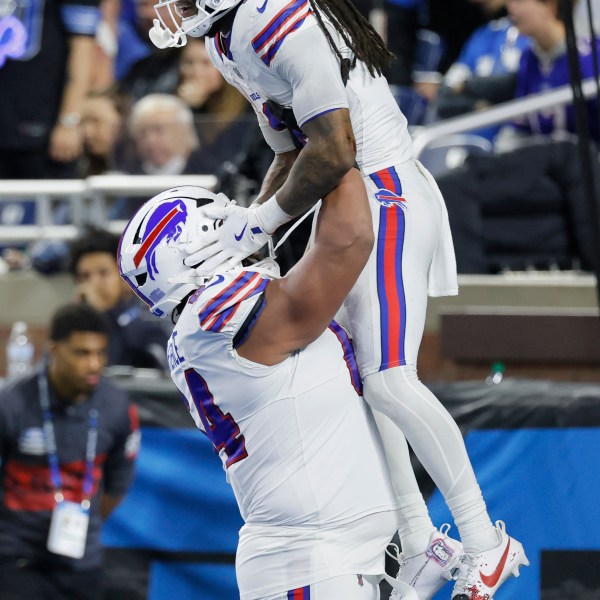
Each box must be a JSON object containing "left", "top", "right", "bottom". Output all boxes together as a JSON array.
[{"left": 184, "top": 203, "right": 271, "bottom": 276}]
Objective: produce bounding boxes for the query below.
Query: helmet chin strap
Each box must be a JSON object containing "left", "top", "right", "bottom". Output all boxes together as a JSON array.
[
  {"left": 273, "top": 203, "right": 319, "bottom": 252},
  {"left": 249, "top": 257, "right": 281, "bottom": 279},
  {"left": 168, "top": 270, "right": 207, "bottom": 286}
]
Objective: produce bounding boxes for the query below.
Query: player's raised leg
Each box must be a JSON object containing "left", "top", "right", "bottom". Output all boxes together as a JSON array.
[{"left": 347, "top": 161, "right": 526, "bottom": 598}]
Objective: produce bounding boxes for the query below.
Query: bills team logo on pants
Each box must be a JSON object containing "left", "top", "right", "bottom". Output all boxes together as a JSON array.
[{"left": 374, "top": 188, "right": 407, "bottom": 209}]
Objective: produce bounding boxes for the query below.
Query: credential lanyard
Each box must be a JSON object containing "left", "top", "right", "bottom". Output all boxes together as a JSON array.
[{"left": 38, "top": 372, "right": 98, "bottom": 510}]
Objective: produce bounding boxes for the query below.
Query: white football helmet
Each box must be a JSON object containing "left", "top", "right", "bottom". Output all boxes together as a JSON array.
[
  {"left": 149, "top": 0, "right": 241, "bottom": 48},
  {"left": 118, "top": 186, "right": 233, "bottom": 319}
]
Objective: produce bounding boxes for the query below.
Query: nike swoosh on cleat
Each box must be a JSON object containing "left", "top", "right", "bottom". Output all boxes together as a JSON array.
[
  {"left": 479, "top": 539, "right": 511, "bottom": 588},
  {"left": 234, "top": 224, "right": 247, "bottom": 241},
  {"left": 257, "top": 0, "right": 268, "bottom": 12}
]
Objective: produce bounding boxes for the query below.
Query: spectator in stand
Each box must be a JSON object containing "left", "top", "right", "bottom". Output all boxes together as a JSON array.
[
  {"left": 177, "top": 38, "right": 230, "bottom": 113},
  {"left": 177, "top": 38, "right": 247, "bottom": 119},
  {"left": 428, "top": 0, "right": 499, "bottom": 72},
  {"left": 0, "top": 88, "right": 125, "bottom": 274},
  {"left": 3, "top": 91, "right": 125, "bottom": 273},
  {"left": 0, "top": 0, "right": 101, "bottom": 179},
  {"left": 117, "top": 0, "right": 180, "bottom": 100},
  {"left": 111, "top": 93, "right": 206, "bottom": 218},
  {"left": 437, "top": 0, "right": 599, "bottom": 144},
  {"left": 443, "top": 0, "right": 528, "bottom": 91},
  {"left": 112, "top": 0, "right": 152, "bottom": 82},
  {"left": 177, "top": 38, "right": 255, "bottom": 170},
  {"left": 436, "top": 0, "right": 599, "bottom": 274},
  {"left": 69, "top": 228, "right": 169, "bottom": 369},
  {"left": 124, "top": 93, "right": 202, "bottom": 176},
  {"left": 0, "top": 303, "right": 139, "bottom": 600},
  {"left": 79, "top": 88, "right": 125, "bottom": 177},
  {"left": 436, "top": 0, "right": 530, "bottom": 139},
  {"left": 504, "top": 0, "right": 599, "bottom": 144}
]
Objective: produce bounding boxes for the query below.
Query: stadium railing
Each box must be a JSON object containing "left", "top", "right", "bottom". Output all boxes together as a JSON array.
[
  {"left": 412, "top": 77, "right": 600, "bottom": 157},
  {"left": 0, "top": 174, "right": 217, "bottom": 244}
]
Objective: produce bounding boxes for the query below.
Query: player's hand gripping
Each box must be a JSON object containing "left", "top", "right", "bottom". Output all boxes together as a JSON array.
[{"left": 184, "top": 201, "right": 271, "bottom": 277}]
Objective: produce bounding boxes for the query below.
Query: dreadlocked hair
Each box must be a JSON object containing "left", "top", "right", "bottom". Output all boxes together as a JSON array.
[{"left": 308, "top": 0, "right": 395, "bottom": 79}]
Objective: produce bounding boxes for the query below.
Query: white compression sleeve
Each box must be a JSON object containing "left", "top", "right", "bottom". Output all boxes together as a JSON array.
[
  {"left": 371, "top": 409, "right": 435, "bottom": 557},
  {"left": 252, "top": 195, "right": 293, "bottom": 235},
  {"left": 364, "top": 366, "right": 498, "bottom": 554}
]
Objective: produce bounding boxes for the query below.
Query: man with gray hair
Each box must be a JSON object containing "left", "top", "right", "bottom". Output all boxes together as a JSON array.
[
  {"left": 113, "top": 93, "right": 206, "bottom": 218},
  {"left": 128, "top": 93, "right": 201, "bottom": 175}
]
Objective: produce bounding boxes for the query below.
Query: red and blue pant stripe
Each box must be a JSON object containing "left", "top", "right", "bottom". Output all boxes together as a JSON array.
[
  {"left": 370, "top": 166, "right": 407, "bottom": 370},
  {"left": 287, "top": 585, "right": 310, "bottom": 599}
]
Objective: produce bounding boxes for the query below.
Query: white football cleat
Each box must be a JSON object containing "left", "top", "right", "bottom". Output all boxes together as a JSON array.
[
  {"left": 451, "top": 520, "right": 529, "bottom": 600},
  {"left": 389, "top": 524, "right": 463, "bottom": 600}
]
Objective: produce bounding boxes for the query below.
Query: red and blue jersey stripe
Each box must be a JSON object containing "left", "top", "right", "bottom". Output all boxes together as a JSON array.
[
  {"left": 214, "top": 34, "right": 224, "bottom": 59},
  {"left": 287, "top": 586, "right": 310, "bottom": 599},
  {"left": 329, "top": 321, "right": 362, "bottom": 396},
  {"left": 370, "top": 167, "right": 407, "bottom": 370},
  {"left": 199, "top": 272, "right": 269, "bottom": 332},
  {"left": 214, "top": 32, "right": 233, "bottom": 61},
  {"left": 252, "top": 0, "right": 313, "bottom": 65}
]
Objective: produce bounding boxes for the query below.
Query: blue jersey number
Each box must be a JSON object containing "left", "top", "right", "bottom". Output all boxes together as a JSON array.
[{"left": 185, "top": 369, "right": 248, "bottom": 468}]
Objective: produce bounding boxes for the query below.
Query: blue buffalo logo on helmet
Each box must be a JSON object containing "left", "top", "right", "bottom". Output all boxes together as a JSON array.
[
  {"left": 119, "top": 186, "right": 227, "bottom": 320},
  {"left": 374, "top": 188, "right": 407, "bottom": 209},
  {"left": 133, "top": 199, "right": 188, "bottom": 279}
]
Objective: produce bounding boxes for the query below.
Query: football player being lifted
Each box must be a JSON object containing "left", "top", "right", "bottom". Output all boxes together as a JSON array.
[{"left": 144, "top": 0, "right": 528, "bottom": 597}]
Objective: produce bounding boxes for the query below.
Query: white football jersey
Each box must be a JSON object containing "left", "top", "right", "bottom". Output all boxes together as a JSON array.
[
  {"left": 205, "top": 0, "right": 413, "bottom": 173},
  {"left": 168, "top": 268, "right": 398, "bottom": 598}
]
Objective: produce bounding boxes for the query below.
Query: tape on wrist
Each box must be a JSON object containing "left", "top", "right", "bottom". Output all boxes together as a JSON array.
[{"left": 252, "top": 195, "right": 292, "bottom": 235}]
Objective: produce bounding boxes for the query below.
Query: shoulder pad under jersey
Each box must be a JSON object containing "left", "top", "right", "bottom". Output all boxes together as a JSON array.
[{"left": 191, "top": 269, "right": 270, "bottom": 335}]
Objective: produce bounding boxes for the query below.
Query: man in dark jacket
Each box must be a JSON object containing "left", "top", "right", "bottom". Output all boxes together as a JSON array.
[
  {"left": 69, "top": 228, "right": 169, "bottom": 370},
  {"left": 0, "top": 303, "right": 140, "bottom": 600}
]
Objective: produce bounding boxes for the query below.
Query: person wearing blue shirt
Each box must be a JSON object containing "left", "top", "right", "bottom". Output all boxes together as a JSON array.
[
  {"left": 509, "top": 0, "right": 600, "bottom": 142},
  {"left": 445, "top": 2, "right": 529, "bottom": 86},
  {"left": 437, "top": 0, "right": 530, "bottom": 140}
]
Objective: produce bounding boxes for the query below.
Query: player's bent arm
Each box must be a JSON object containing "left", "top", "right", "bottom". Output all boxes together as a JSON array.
[
  {"left": 237, "top": 168, "right": 372, "bottom": 366},
  {"left": 264, "top": 108, "right": 356, "bottom": 218},
  {"left": 253, "top": 149, "right": 300, "bottom": 205}
]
